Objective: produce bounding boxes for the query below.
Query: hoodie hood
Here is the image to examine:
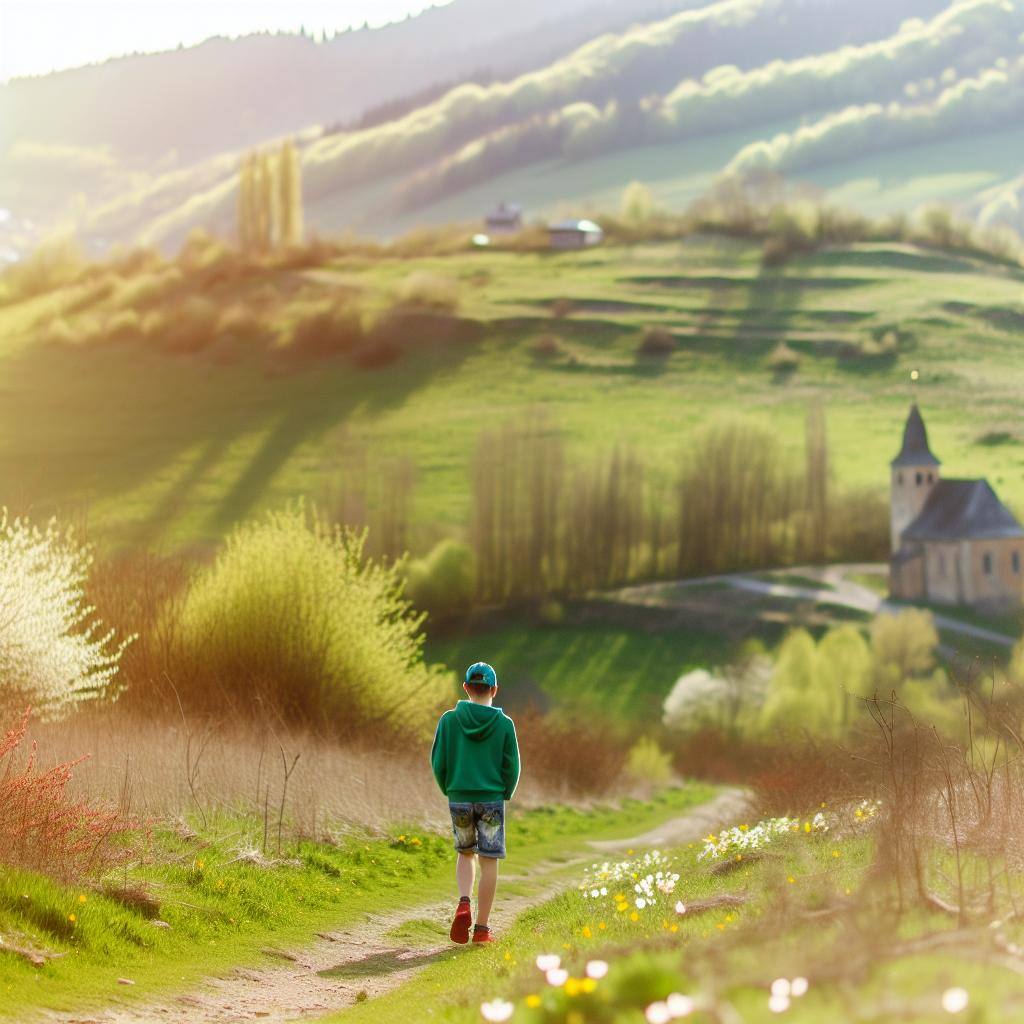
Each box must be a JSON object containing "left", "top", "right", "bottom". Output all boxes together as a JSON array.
[{"left": 454, "top": 700, "right": 504, "bottom": 741}]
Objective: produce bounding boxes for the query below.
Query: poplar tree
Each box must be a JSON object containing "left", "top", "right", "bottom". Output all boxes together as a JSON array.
[{"left": 277, "top": 139, "right": 304, "bottom": 246}]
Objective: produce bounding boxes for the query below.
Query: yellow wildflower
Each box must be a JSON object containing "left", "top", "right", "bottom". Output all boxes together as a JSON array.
[
  {"left": 526, "top": 995, "right": 541, "bottom": 1008},
  {"left": 630, "top": 911, "right": 639, "bottom": 922},
  {"left": 581, "top": 926, "right": 592, "bottom": 938},
  {"left": 78, "top": 894, "right": 87, "bottom": 904}
]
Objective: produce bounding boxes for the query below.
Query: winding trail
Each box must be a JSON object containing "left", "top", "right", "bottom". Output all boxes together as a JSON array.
[{"left": 51, "top": 790, "right": 748, "bottom": 1024}]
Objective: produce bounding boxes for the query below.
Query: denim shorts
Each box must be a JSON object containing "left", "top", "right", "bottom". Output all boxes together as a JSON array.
[{"left": 449, "top": 801, "right": 506, "bottom": 859}]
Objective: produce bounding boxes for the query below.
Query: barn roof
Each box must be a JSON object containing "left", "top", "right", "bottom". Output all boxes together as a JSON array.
[
  {"left": 549, "top": 219, "right": 603, "bottom": 233},
  {"left": 891, "top": 404, "right": 940, "bottom": 468},
  {"left": 903, "top": 478, "right": 1024, "bottom": 542}
]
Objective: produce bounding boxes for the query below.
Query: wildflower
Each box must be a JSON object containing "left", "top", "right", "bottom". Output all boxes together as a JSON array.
[
  {"left": 831, "top": 850, "right": 840, "bottom": 858},
  {"left": 942, "top": 988, "right": 969, "bottom": 1014},
  {"left": 480, "top": 998, "right": 514, "bottom": 1022},
  {"left": 787, "top": 876, "right": 795, "bottom": 884},
  {"left": 581, "top": 978, "right": 597, "bottom": 994},
  {"left": 630, "top": 911, "right": 640, "bottom": 922},
  {"left": 504, "top": 951, "right": 512, "bottom": 962},
  {"left": 667, "top": 993, "right": 695, "bottom": 1017},
  {"left": 581, "top": 926, "right": 592, "bottom": 938},
  {"left": 791, "top": 977, "right": 809, "bottom": 997},
  {"left": 411, "top": 838, "right": 422, "bottom": 846},
  {"left": 398, "top": 835, "right": 406, "bottom": 842},
  {"left": 636, "top": 898, "right": 647, "bottom": 910},
  {"left": 536, "top": 954, "right": 560, "bottom": 972},
  {"left": 546, "top": 968, "right": 569, "bottom": 987},
  {"left": 675, "top": 901, "right": 687, "bottom": 914},
  {"left": 565, "top": 978, "right": 581, "bottom": 997},
  {"left": 598, "top": 922, "right": 606, "bottom": 930},
  {"left": 586, "top": 960, "right": 609, "bottom": 979},
  {"left": 768, "top": 993, "right": 790, "bottom": 1013},
  {"left": 526, "top": 995, "right": 541, "bottom": 1008},
  {"left": 645, "top": 1002, "right": 671, "bottom": 1024},
  {"left": 771, "top": 979, "right": 791, "bottom": 998},
  {"left": 67, "top": 914, "right": 76, "bottom": 923},
  {"left": 77, "top": 894, "right": 87, "bottom": 904}
]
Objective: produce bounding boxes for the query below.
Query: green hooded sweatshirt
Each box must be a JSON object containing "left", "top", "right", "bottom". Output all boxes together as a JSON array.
[{"left": 430, "top": 701, "right": 520, "bottom": 803}]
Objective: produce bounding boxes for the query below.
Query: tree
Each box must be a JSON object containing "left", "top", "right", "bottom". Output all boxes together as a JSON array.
[
  {"left": 817, "top": 624, "right": 870, "bottom": 726},
  {"left": 760, "top": 628, "right": 841, "bottom": 737},
  {"left": 621, "top": 180, "right": 654, "bottom": 223},
  {"left": 870, "top": 609, "right": 938, "bottom": 691},
  {"left": 277, "top": 139, "right": 304, "bottom": 247}
]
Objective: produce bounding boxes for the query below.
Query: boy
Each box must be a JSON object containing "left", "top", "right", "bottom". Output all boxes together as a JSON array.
[{"left": 430, "top": 662, "right": 520, "bottom": 944}]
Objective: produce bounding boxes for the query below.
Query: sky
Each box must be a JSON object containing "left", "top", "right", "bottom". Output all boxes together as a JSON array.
[{"left": 0, "top": 0, "right": 454, "bottom": 82}]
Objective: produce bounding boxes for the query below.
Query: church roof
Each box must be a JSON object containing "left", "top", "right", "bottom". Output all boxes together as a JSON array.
[
  {"left": 903, "top": 478, "right": 1024, "bottom": 542},
  {"left": 891, "top": 404, "right": 940, "bottom": 468}
]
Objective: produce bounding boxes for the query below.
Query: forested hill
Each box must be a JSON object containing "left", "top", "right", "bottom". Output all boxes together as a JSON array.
[{"left": 7, "top": 0, "right": 1024, "bottom": 257}]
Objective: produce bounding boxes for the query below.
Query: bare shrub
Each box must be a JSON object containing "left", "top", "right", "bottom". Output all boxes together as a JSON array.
[
  {"left": 530, "top": 333, "right": 565, "bottom": 359},
  {"left": 160, "top": 295, "right": 219, "bottom": 353},
  {"left": 396, "top": 271, "right": 459, "bottom": 312},
  {"left": 283, "top": 300, "right": 364, "bottom": 358},
  {"left": 637, "top": 325, "right": 676, "bottom": 358},
  {"left": 767, "top": 341, "right": 800, "bottom": 375}
]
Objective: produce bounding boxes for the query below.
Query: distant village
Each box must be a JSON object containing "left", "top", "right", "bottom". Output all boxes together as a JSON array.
[{"left": 481, "top": 200, "right": 604, "bottom": 250}]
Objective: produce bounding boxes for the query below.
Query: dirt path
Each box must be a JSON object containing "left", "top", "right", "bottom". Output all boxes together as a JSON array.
[{"left": 51, "top": 789, "right": 747, "bottom": 1024}]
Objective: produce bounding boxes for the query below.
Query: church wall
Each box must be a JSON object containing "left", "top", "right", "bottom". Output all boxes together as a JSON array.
[
  {"left": 964, "top": 538, "right": 1024, "bottom": 608},
  {"left": 890, "top": 551, "right": 924, "bottom": 600},
  {"left": 922, "top": 541, "right": 964, "bottom": 605}
]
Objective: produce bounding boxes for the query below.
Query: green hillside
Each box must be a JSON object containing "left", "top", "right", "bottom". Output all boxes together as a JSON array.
[
  {"left": 67, "top": 0, "right": 1024, "bottom": 252},
  {"left": 2, "top": 235, "right": 1022, "bottom": 552}
]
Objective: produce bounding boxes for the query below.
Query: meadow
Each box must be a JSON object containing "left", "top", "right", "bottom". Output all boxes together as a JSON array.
[{"left": 2, "top": 232, "right": 1023, "bottom": 556}]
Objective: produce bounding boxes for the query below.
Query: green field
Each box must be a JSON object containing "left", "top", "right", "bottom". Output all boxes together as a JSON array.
[
  {"left": 426, "top": 619, "right": 733, "bottom": 724},
  {"left": 3, "top": 236, "right": 1024, "bottom": 552}
]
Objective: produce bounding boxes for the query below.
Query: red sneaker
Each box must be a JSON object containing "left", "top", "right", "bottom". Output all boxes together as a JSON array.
[
  {"left": 472, "top": 925, "right": 494, "bottom": 943},
  {"left": 450, "top": 900, "right": 472, "bottom": 944}
]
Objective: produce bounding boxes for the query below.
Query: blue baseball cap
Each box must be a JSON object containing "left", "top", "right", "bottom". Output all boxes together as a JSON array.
[{"left": 465, "top": 662, "right": 498, "bottom": 688}]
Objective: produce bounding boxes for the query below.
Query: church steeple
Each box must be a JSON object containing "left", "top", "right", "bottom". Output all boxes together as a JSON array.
[
  {"left": 891, "top": 404, "right": 940, "bottom": 468},
  {"left": 890, "top": 404, "right": 941, "bottom": 553}
]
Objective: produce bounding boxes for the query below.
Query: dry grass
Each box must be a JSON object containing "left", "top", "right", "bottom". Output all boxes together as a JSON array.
[{"left": 32, "top": 706, "right": 564, "bottom": 837}]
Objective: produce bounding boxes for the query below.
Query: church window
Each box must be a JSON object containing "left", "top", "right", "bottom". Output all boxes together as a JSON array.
[
  {"left": 1014, "top": 551, "right": 1021, "bottom": 574},
  {"left": 983, "top": 552, "right": 993, "bottom": 575},
  {"left": 927, "top": 473, "right": 934, "bottom": 484}
]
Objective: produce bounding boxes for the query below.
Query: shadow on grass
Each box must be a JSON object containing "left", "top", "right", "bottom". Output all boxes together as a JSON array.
[{"left": 319, "top": 946, "right": 461, "bottom": 980}]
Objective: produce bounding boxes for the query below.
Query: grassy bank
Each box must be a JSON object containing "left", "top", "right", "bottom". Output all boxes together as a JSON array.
[
  {"left": 0, "top": 785, "right": 715, "bottom": 1019},
  {"left": 328, "top": 817, "right": 1022, "bottom": 1024}
]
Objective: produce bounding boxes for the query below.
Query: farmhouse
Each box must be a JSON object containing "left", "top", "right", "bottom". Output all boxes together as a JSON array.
[
  {"left": 485, "top": 201, "right": 523, "bottom": 235},
  {"left": 889, "top": 404, "right": 1024, "bottom": 610},
  {"left": 548, "top": 219, "right": 604, "bottom": 250}
]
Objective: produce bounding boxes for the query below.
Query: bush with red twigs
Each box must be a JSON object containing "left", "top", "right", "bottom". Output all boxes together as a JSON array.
[{"left": 0, "top": 708, "right": 142, "bottom": 882}]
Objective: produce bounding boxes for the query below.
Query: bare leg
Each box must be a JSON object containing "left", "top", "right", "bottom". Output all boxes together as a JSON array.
[
  {"left": 476, "top": 855, "right": 499, "bottom": 926},
  {"left": 456, "top": 852, "right": 476, "bottom": 900}
]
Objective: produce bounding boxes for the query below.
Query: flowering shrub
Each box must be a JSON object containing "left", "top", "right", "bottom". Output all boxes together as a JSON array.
[
  {"left": 0, "top": 511, "right": 132, "bottom": 717},
  {"left": 0, "top": 709, "right": 140, "bottom": 881}
]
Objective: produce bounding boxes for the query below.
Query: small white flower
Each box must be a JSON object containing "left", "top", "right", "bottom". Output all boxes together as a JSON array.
[
  {"left": 636, "top": 898, "right": 647, "bottom": 909},
  {"left": 546, "top": 968, "right": 569, "bottom": 987},
  {"left": 535, "top": 954, "right": 560, "bottom": 972},
  {"left": 590, "top": 888, "right": 600, "bottom": 898},
  {"left": 586, "top": 959, "right": 609, "bottom": 979},
  {"left": 942, "top": 988, "right": 969, "bottom": 1014},
  {"left": 768, "top": 993, "right": 790, "bottom": 1013},
  {"left": 480, "top": 999, "right": 514, "bottom": 1022},
  {"left": 645, "top": 1001, "right": 671, "bottom": 1024},
  {"left": 675, "top": 901, "right": 687, "bottom": 915},
  {"left": 666, "top": 992, "right": 695, "bottom": 1017},
  {"left": 790, "top": 977, "right": 808, "bottom": 998},
  {"left": 771, "top": 979, "right": 791, "bottom": 998}
]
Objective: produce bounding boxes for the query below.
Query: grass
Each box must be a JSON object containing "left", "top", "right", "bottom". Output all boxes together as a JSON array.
[
  {"left": 425, "top": 620, "right": 733, "bottom": 724},
  {"left": 0, "top": 785, "right": 715, "bottom": 1019},
  {"left": 2, "top": 237, "right": 1024, "bottom": 554},
  {"left": 325, "top": 820, "right": 1023, "bottom": 1024}
]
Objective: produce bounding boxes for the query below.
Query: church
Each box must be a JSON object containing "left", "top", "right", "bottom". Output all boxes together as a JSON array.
[{"left": 889, "top": 405, "right": 1024, "bottom": 610}]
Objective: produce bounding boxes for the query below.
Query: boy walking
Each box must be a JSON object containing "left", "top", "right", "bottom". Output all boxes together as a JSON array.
[{"left": 430, "top": 662, "right": 520, "bottom": 944}]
